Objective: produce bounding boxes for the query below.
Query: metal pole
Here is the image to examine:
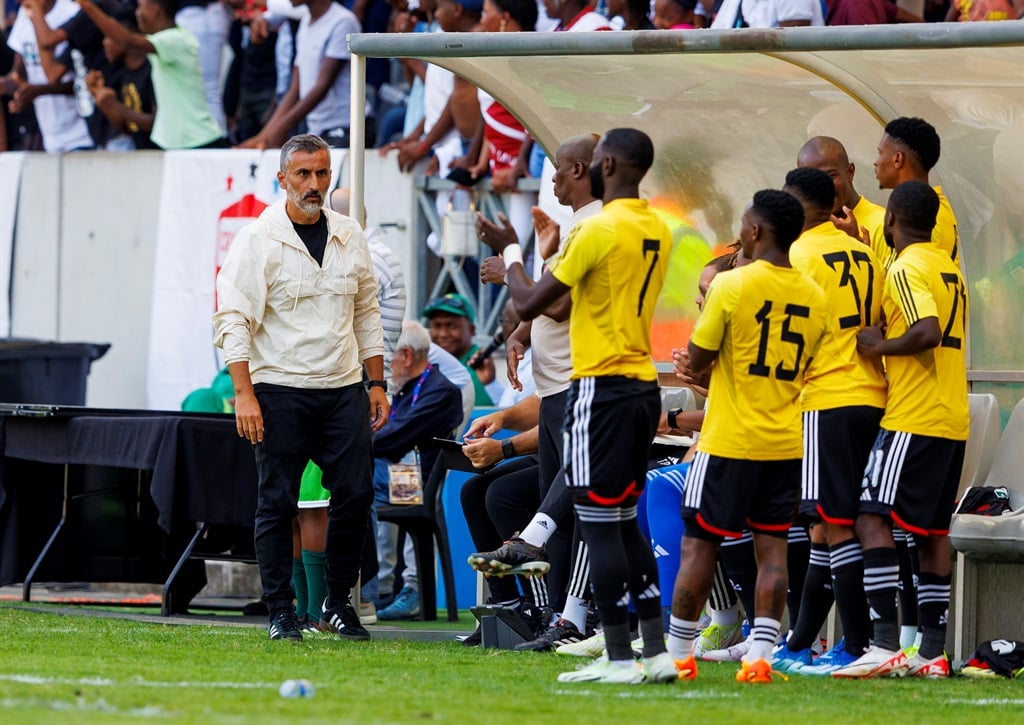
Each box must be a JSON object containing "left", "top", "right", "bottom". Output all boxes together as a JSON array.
[
  {"left": 349, "top": 23, "right": 1024, "bottom": 59},
  {"left": 349, "top": 49, "right": 366, "bottom": 227}
]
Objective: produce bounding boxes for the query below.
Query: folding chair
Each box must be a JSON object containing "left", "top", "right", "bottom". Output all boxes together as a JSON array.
[{"left": 376, "top": 444, "right": 482, "bottom": 621}]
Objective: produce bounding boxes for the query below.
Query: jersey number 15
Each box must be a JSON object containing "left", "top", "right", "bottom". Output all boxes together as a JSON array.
[{"left": 748, "top": 301, "right": 810, "bottom": 382}]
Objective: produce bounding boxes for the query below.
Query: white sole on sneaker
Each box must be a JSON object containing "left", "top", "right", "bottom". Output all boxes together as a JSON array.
[
  {"left": 694, "top": 623, "right": 743, "bottom": 658},
  {"left": 557, "top": 659, "right": 644, "bottom": 685},
  {"left": 642, "top": 653, "right": 680, "bottom": 684},
  {"left": 906, "top": 654, "right": 950, "bottom": 678},
  {"left": 700, "top": 636, "right": 752, "bottom": 662},
  {"left": 831, "top": 647, "right": 908, "bottom": 679},
  {"left": 556, "top": 631, "right": 606, "bottom": 658},
  {"left": 478, "top": 561, "right": 551, "bottom": 578}
]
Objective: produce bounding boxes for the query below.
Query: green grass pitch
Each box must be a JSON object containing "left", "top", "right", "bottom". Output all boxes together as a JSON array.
[{"left": 1, "top": 605, "right": 1021, "bottom": 723}]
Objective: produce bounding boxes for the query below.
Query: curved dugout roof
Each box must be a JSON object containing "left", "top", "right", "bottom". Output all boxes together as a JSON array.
[{"left": 349, "top": 24, "right": 1024, "bottom": 378}]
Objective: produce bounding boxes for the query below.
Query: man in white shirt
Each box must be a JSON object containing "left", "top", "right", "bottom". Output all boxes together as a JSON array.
[{"left": 214, "top": 135, "right": 387, "bottom": 643}]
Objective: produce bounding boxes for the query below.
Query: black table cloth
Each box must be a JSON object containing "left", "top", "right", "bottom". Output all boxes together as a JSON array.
[{"left": 0, "top": 409, "right": 258, "bottom": 589}]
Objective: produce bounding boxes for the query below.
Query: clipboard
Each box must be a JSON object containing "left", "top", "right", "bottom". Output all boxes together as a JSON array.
[{"left": 432, "top": 437, "right": 466, "bottom": 452}]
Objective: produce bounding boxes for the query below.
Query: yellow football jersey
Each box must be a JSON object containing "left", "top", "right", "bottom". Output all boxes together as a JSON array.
[
  {"left": 853, "top": 195, "right": 889, "bottom": 269},
  {"left": 549, "top": 198, "right": 672, "bottom": 381},
  {"left": 933, "top": 186, "right": 960, "bottom": 263},
  {"left": 692, "top": 260, "right": 828, "bottom": 460},
  {"left": 879, "top": 186, "right": 959, "bottom": 271},
  {"left": 790, "top": 222, "right": 887, "bottom": 411},
  {"left": 880, "top": 243, "right": 969, "bottom": 440}
]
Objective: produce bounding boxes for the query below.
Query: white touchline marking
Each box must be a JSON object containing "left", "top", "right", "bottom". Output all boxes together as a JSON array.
[
  {"left": 946, "top": 699, "right": 1024, "bottom": 706},
  {"left": 0, "top": 674, "right": 280, "bottom": 690},
  {"left": 0, "top": 698, "right": 169, "bottom": 717},
  {"left": 554, "top": 689, "right": 740, "bottom": 699}
]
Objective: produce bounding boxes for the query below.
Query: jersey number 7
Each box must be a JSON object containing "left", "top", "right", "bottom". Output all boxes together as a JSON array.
[
  {"left": 940, "top": 272, "right": 967, "bottom": 349},
  {"left": 636, "top": 239, "right": 661, "bottom": 316}
]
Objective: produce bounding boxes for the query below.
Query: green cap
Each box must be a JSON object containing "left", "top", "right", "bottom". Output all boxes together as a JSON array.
[{"left": 422, "top": 293, "right": 475, "bottom": 320}]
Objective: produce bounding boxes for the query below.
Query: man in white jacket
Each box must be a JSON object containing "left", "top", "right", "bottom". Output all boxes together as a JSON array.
[{"left": 214, "top": 134, "right": 388, "bottom": 642}]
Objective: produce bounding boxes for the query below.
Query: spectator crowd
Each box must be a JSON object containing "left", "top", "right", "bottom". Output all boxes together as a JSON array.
[{"left": 3, "top": 0, "right": 1022, "bottom": 152}]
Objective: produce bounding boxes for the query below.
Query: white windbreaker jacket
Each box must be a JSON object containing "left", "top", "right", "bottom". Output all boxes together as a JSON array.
[{"left": 213, "top": 199, "right": 384, "bottom": 388}]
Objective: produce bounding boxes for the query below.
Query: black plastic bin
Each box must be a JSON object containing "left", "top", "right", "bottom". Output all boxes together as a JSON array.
[{"left": 0, "top": 339, "right": 110, "bottom": 405}]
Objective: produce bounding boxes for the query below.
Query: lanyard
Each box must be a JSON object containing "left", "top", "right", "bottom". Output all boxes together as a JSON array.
[{"left": 391, "top": 366, "right": 431, "bottom": 419}]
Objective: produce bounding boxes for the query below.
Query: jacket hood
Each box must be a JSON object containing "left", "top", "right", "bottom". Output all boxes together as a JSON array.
[{"left": 260, "top": 198, "right": 356, "bottom": 251}]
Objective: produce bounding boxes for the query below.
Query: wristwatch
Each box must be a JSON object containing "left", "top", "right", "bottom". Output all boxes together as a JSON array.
[
  {"left": 667, "top": 408, "right": 682, "bottom": 430},
  {"left": 501, "top": 439, "right": 516, "bottom": 460},
  {"left": 368, "top": 380, "right": 387, "bottom": 390}
]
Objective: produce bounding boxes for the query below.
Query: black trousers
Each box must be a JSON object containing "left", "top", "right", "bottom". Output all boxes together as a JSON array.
[
  {"left": 537, "top": 391, "right": 567, "bottom": 499},
  {"left": 460, "top": 456, "right": 539, "bottom": 603},
  {"left": 537, "top": 391, "right": 571, "bottom": 606},
  {"left": 253, "top": 383, "right": 374, "bottom": 613}
]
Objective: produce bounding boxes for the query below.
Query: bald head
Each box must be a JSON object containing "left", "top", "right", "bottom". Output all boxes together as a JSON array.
[
  {"left": 798, "top": 136, "right": 850, "bottom": 168},
  {"left": 329, "top": 187, "right": 366, "bottom": 223},
  {"left": 553, "top": 133, "right": 601, "bottom": 209},
  {"left": 557, "top": 133, "right": 600, "bottom": 166},
  {"left": 329, "top": 187, "right": 350, "bottom": 216},
  {"left": 797, "top": 135, "right": 857, "bottom": 213}
]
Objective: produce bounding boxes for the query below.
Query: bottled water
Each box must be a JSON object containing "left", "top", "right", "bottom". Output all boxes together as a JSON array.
[{"left": 71, "top": 49, "right": 94, "bottom": 118}]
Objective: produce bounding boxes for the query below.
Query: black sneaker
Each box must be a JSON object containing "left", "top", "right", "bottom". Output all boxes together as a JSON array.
[
  {"left": 459, "top": 624, "right": 483, "bottom": 647},
  {"left": 518, "top": 601, "right": 553, "bottom": 639},
  {"left": 268, "top": 609, "right": 303, "bottom": 641},
  {"left": 514, "top": 618, "right": 585, "bottom": 652},
  {"left": 320, "top": 599, "right": 372, "bottom": 642},
  {"left": 468, "top": 537, "right": 550, "bottom": 577}
]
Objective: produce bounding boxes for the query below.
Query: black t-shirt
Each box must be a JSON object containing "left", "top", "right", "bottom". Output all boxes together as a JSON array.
[
  {"left": 60, "top": 10, "right": 104, "bottom": 68},
  {"left": 241, "top": 27, "right": 277, "bottom": 91},
  {"left": 116, "top": 59, "right": 158, "bottom": 150},
  {"left": 292, "top": 213, "right": 328, "bottom": 267},
  {"left": 58, "top": 0, "right": 127, "bottom": 71}
]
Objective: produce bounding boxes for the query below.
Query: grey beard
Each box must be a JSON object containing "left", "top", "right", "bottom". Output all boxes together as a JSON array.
[{"left": 298, "top": 197, "right": 322, "bottom": 215}]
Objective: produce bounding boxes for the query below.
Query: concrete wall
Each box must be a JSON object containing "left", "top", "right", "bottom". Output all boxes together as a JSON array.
[
  {"left": 10, "top": 152, "right": 164, "bottom": 408},
  {"left": 58, "top": 152, "right": 165, "bottom": 409},
  {"left": 10, "top": 154, "right": 61, "bottom": 341},
  {"left": 4, "top": 150, "right": 420, "bottom": 409}
]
